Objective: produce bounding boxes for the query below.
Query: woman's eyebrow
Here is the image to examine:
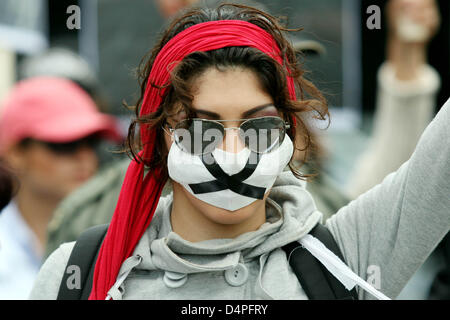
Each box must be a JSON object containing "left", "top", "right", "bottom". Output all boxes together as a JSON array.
[
  {"left": 194, "top": 109, "right": 220, "bottom": 118},
  {"left": 241, "top": 103, "right": 275, "bottom": 118},
  {"left": 194, "top": 103, "right": 275, "bottom": 119}
]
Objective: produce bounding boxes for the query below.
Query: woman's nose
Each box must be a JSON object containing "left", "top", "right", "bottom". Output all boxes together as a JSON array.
[{"left": 220, "top": 128, "right": 246, "bottom": 153}]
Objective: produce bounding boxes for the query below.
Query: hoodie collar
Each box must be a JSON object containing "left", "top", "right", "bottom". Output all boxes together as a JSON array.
[{"left": 132, "top": 171, "right": 322, "bottom": 274}]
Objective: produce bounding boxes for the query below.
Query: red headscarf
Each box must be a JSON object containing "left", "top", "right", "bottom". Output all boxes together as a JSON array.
[{"left": 89, "top": 19, "right": 298, "bottom": 300}]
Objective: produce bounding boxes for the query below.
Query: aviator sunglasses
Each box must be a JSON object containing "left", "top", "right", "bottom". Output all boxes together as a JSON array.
[{"left": 163, "top": 115, "right": 291, "bottom": 155}]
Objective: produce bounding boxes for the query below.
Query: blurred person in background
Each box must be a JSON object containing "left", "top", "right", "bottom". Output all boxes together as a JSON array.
[
  {"left": 156, "top": 0, "right": 200, "bottom": 18},
  {"left": 347, "top": 0, "right": 441, "bottom": 198},
  {"left": 19, "top": 47, "right": 111, "bottom": 115},
  {"left": 0, "top": 77, "right": 121, "bottom": 299},
  {"left": 18, "top": 47, "right": 119, "bottom": 167},
  {"left": 346, "top": 0, "right": 448, "bottom": 300}
]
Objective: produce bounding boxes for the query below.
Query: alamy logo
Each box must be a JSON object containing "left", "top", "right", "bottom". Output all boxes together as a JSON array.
[
  {"left": 366, "top": 265, "right": 381, "bottom": 289},
  {"left": 66, "top": 265, "right": 81, "bottom": 290},
  {"left": 66, "top": 5, "right": 81, "bottom": 30},
  {"left": 366, "top": 5, "right": 381, "bottom": 30}
]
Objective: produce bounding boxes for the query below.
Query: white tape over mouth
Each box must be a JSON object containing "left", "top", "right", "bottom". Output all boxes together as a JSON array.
[{"left": 167, "top": 135, "right": 294, "bottom": 211}]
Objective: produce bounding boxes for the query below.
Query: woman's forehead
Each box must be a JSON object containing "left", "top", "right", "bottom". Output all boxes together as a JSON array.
[{"left": 189, "top": 67, "right": 275, "bottom": 119}]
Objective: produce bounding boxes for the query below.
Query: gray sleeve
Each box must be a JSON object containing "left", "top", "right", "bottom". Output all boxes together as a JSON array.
[
  {"left": 29, "top": 242, "right": 75, "bottom": 300},
  {"left": 326, "top": 99, "right": 450, "bottom": 300}
]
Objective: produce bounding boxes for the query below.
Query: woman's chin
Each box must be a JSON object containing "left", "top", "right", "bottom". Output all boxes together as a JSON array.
[{"left": 174, "top": 181, "right": 265, "bottom": 226}]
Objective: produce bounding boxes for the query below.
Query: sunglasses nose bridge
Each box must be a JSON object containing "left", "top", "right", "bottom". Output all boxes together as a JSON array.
[
  {"left": 219, "top": 127, "right": 246, "bottom": 154},
  {"left": 223, "top": 126, "right": 240, "bottom": 132}
]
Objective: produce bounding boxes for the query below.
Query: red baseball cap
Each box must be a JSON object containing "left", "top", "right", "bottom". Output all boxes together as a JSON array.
[{"left": 0, "top": 77, "right": 122, "bottom": 154}]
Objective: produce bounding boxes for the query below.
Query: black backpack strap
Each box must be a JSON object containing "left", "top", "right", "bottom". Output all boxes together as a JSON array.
[
  {"left": 282, "top": 223, "right": 358, "bottom": 300},
  {"left": 57, "top": 224, "right": 109, "bottom": 300}
]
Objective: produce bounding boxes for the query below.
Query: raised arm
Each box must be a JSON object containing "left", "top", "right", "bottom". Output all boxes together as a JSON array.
[{"left": 326, "top": 99, "right": 450, "bottom": 299}]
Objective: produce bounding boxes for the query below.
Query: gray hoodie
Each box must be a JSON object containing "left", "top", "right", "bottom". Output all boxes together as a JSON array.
[{"left": 29, "top": 99, "right": 450, "bottom": 300}]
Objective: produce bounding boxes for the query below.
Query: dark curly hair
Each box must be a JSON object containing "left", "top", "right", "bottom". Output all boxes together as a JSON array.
[{"left": 124, "top": 3, "right": 329, "bottom": 180}]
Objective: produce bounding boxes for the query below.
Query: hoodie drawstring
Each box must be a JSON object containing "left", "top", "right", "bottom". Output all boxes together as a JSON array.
[
  {"left": 254, "top": 253, "right": 274, "bottom": 299},
  {"left": 106, "top": 255, "right": 143, "bottom": 300}
]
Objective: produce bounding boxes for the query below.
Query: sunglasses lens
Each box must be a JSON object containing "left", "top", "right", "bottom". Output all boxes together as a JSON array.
[
  {"left": 239, "top": 117, "right": 286, "bottom": 153},
  {"left": 172, "top": 117, "right": 287, "bottom": 155},
  {"left": 173, "top": 119, "right": 224, "bottom": 155}
]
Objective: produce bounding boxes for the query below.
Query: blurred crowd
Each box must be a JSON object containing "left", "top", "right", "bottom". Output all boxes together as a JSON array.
[{"left": 0, "top": 0, "right": 448, "bottom": 300}]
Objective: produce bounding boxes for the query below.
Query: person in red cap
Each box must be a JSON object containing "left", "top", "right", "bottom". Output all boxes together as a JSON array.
[{"left": 0, "top": 76, "right": 121, "bottom": 299}]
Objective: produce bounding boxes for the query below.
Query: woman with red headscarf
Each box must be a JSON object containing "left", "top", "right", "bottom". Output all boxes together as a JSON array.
[{"left": 30, "top": 4, "right": 449, "bottom": 300}]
